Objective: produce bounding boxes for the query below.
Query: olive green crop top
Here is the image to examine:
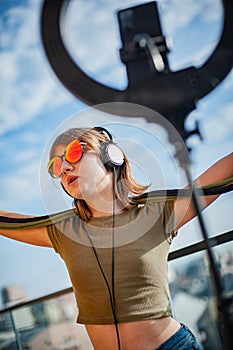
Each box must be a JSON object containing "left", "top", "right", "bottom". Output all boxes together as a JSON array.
[{"left": 47, "top": 201, "right": 177, "bottom": 325}]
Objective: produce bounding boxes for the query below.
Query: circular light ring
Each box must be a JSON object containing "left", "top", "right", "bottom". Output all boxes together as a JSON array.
[{"left": 40, "top": 0, "right": 233, "bottom": 118}]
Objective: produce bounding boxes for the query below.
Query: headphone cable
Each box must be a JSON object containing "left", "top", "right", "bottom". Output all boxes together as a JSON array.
[
  {"left": 85, "top": 228, "right": 121, "bottom": 350},
  {"left": 85, "top": 233, "right": 121, "bottom": 349},
  {"left": 112, "top": 166, "right": 121, "bottom": 349},
  {"left": 83, "top": 166, "right": 121, "bottom": 350}
]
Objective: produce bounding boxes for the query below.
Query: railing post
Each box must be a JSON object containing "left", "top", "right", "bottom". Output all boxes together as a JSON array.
[{"left": 10, "top": 310, "right": 23, "bottom": 350}]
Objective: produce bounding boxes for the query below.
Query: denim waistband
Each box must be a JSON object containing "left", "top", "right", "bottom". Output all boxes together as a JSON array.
[{"left": 156, "top": 323, "right": 202, "bottom": 350}]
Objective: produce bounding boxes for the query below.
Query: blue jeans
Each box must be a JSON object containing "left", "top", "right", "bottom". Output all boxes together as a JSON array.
[{"left": 156, "top": 324, "right": 203, "bottom": 350}]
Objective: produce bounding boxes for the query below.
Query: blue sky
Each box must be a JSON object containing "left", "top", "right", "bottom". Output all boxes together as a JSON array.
[{"left": 0, "top": 0, "right": 232, "bottom": 307}]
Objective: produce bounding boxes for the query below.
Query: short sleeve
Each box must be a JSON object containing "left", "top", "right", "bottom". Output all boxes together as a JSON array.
[
  {"left": 47, "top": 223, "right": 63, "bottom": 254},
  {"left": 158, "top": 200, "right": 178, "bottom": 243}
]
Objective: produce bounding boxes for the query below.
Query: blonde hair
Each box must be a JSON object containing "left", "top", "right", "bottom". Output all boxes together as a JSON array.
[{"left": 50, "top": 128, "right": 149, "bottom": 221}]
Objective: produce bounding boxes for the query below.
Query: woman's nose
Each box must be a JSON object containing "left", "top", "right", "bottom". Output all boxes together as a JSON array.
[{"left": 61, "top": 159, "right": 74, "bottom": 174}]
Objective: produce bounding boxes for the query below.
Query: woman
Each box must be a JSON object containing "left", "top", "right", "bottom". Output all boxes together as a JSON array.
[{"left": 0, "top": 127, "right": 232, "bottom": 350}]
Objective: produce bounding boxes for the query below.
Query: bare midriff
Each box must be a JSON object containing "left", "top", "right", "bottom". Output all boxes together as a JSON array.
[{"left": 85, "top": 316, "right": 181, "bottom": 350}]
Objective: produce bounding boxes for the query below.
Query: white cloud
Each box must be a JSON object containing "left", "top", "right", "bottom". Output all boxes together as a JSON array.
[
  {"left": 14, "top": 149, "right": 38, "bottom": 163},
  {"left": 204, "top": 103, "right": 233, "bottom": 141},
  {"left": 0, "top": 160, "right": 41, "bottom": 211},
  {"left": 0, "top": 0, "right": 74, "bottom": 136},
  {"left": 158, "top": 0, "right": 223, "bottom": 70},
  {"left": 159, "top": 0, "right": 222, "bottom": 32},
  {"left": 64, "top": 1, "right": 124, "bottom": 81},
  {"left": 201, "top": 0, "right": 223, "bottom": 23}
]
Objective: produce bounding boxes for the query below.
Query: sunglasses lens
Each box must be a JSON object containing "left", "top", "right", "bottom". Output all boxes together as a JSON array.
[
  {"left": 48, "top": 157, "right": 63, "bottom": 178},
  {"left": 65, "top": 140, "right": 83, "bottom": 163},
  {"left": 47, "top": 140, "right": 84, "bottom": 178}
]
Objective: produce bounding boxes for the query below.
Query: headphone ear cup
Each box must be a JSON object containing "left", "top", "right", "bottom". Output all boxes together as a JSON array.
[{"left": 100, "top": 142, "right": 125, "bottom": 170}]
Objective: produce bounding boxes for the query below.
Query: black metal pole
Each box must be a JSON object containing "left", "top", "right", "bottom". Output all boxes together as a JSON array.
[
  {"left": 10, "top": 310, "right": 23, "bottom": 350},
  {"left": 179, "top": 153, "right": 233, "bottom": 350}
]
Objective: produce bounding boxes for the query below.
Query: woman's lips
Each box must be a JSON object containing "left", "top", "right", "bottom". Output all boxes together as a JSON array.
[{"left": 67, "top": 176, "right": 79, "bottom": 186}]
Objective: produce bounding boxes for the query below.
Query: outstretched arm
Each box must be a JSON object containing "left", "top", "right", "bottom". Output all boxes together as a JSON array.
[
  {"left": 0, "top": 210, "right": 53, "bottom": 247},
  {"left": 174, "top": 152, "right": 233, "bottom": 230}
]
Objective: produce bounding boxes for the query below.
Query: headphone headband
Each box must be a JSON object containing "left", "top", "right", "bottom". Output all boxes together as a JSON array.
[{"left": 93, "top": 126, "right": 113, "bottom": 141}]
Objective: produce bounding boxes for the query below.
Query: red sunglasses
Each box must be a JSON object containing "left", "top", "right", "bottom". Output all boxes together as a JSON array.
[{"left": 47, "top": 140, "right": 85, "bottom": 178}]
